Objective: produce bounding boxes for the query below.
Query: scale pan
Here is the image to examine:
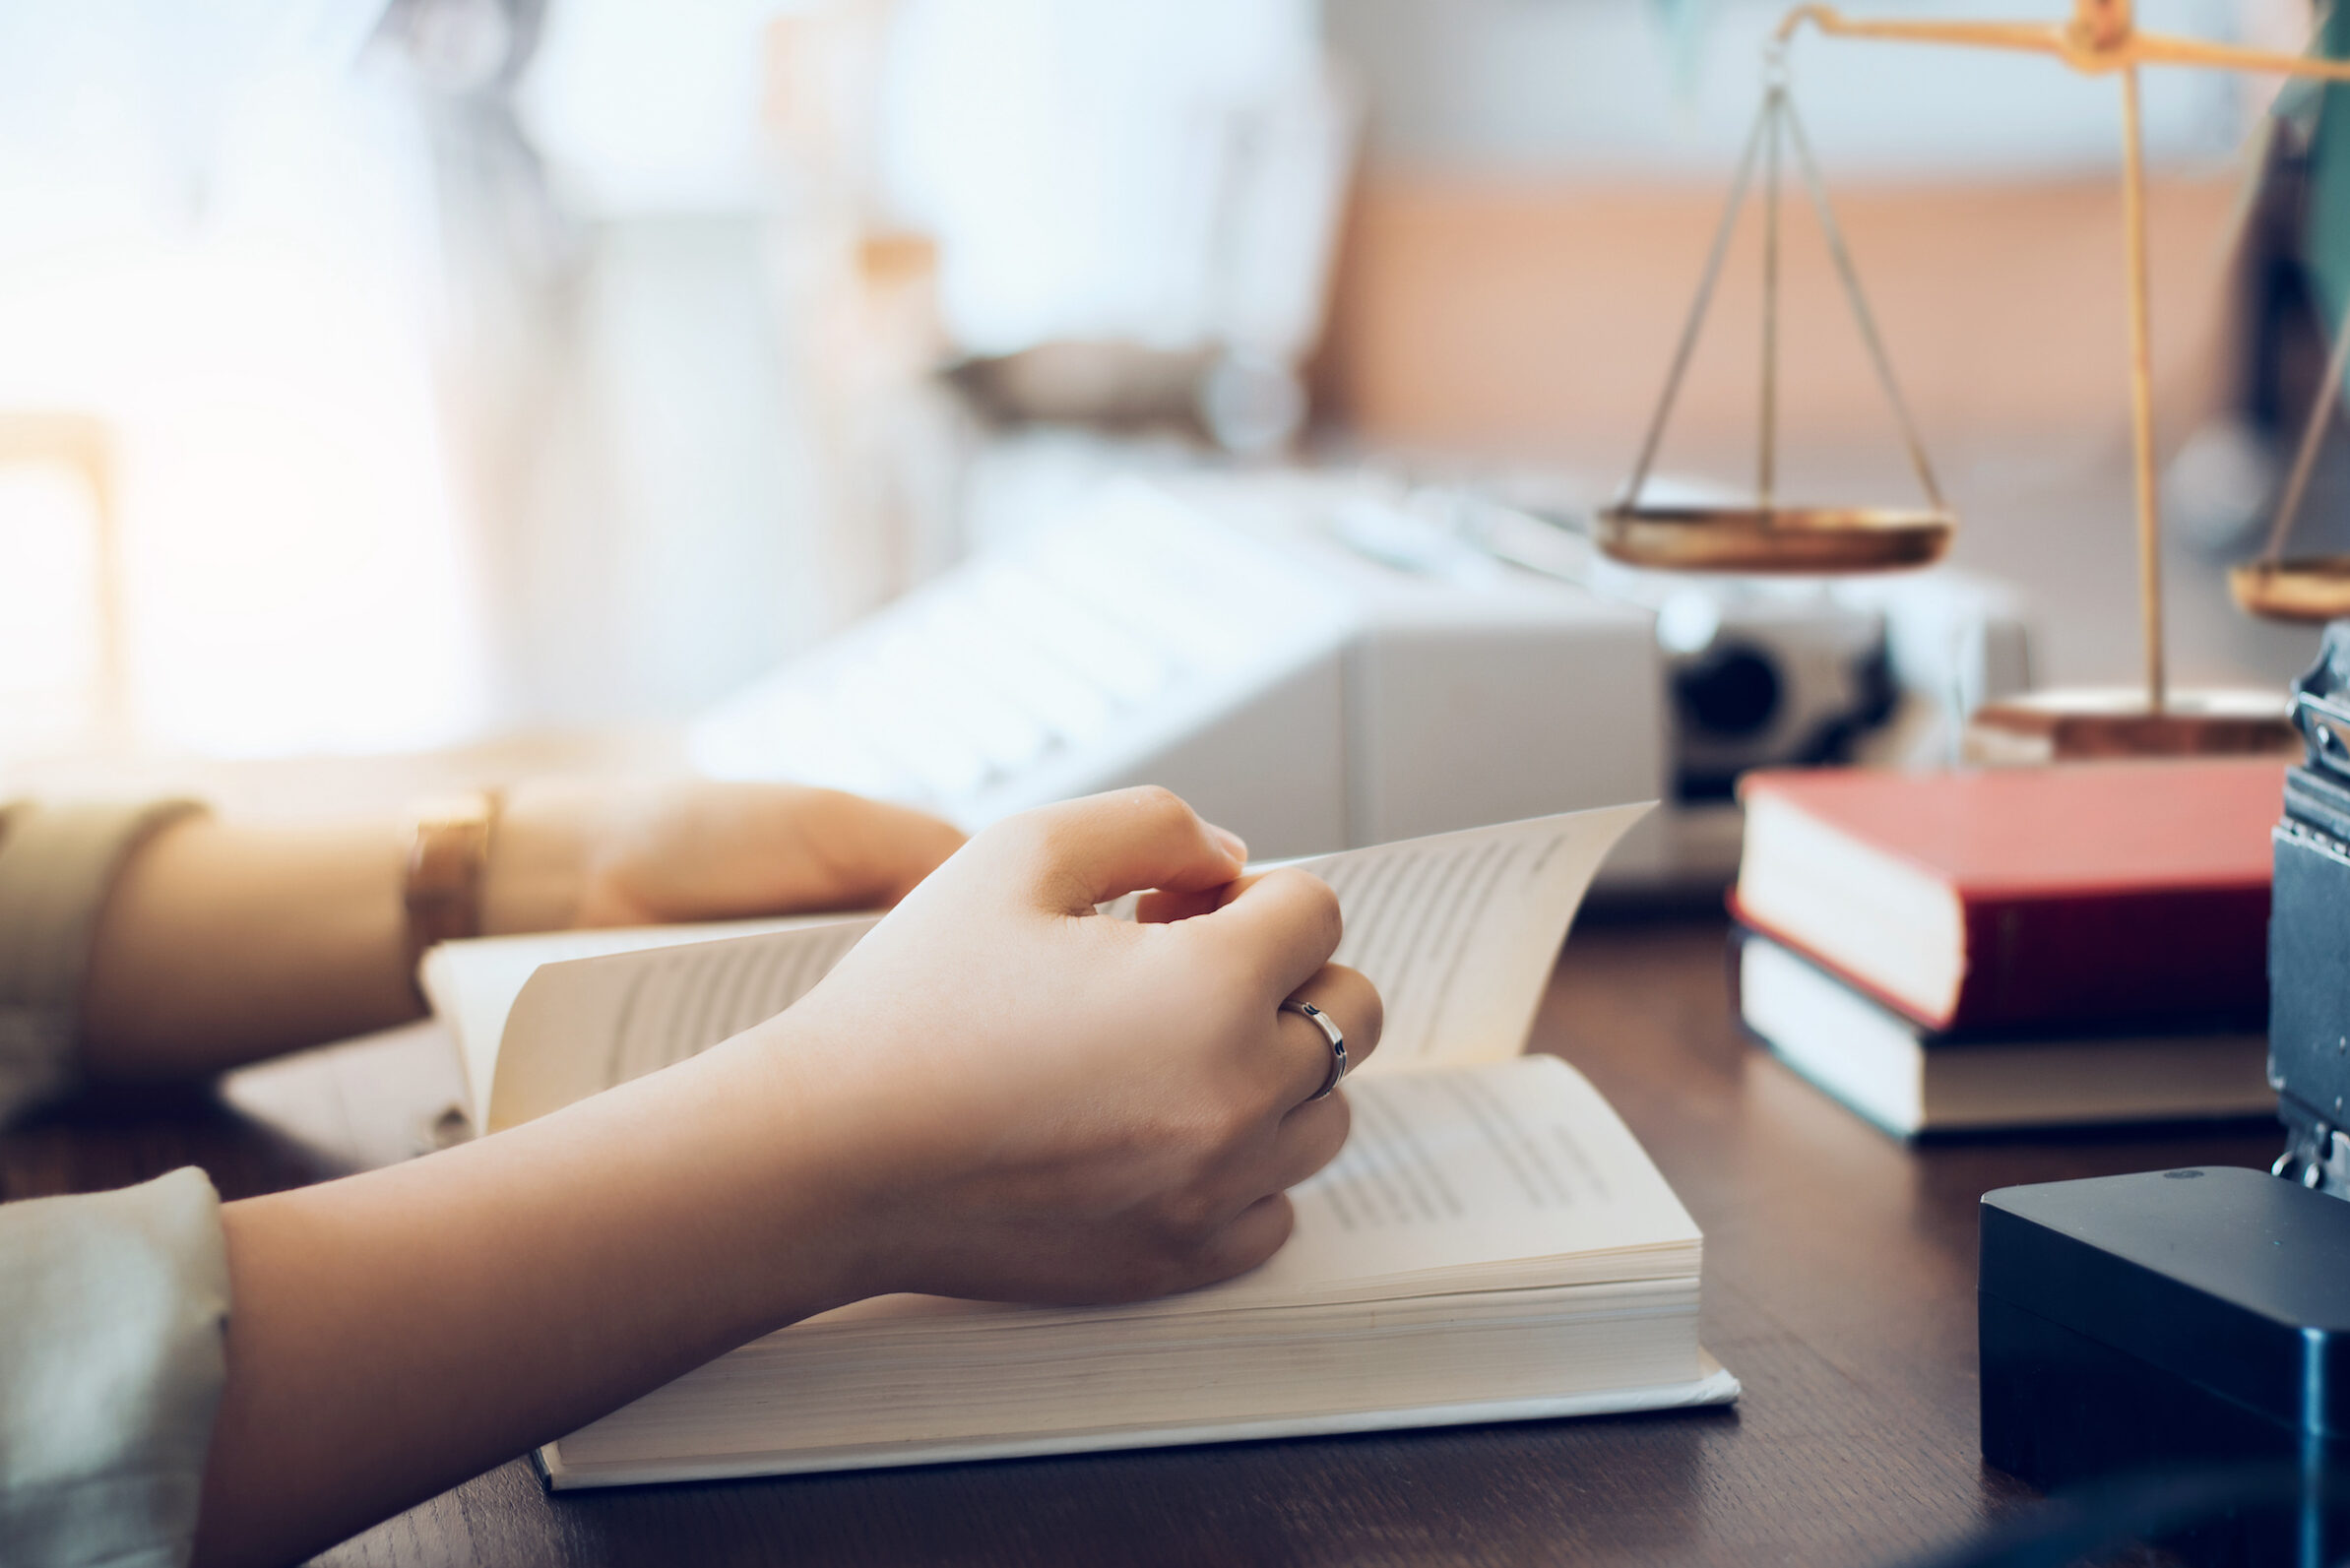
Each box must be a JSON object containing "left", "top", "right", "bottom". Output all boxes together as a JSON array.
[
  {"left": 2228, "top": 557, "right": 2350, "bottom": 623},
  {"left": 1595, "top": 504, "right": 1955, "bottom": 574}
]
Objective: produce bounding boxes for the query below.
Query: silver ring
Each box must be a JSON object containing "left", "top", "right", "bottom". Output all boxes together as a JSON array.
[{"left": 1280, "top": 999, "right": 1348, "bottom": 1100}]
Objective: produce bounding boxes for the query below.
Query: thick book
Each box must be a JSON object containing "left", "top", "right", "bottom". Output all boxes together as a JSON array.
[
  {"left": 1734, "top": 927, "right": 2273, "bottom": 1137},
  {"left": 418, "top": 804, "right": 1740, "bottom": 1487},
  {"left": 1733, "top": 759, "right": 2282, "bottom": 1034}
]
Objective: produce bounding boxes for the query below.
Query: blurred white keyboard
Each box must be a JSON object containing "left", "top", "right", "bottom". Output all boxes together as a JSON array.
[{"left": 691, "top": 475, "right": 1667, "bottom": 865}]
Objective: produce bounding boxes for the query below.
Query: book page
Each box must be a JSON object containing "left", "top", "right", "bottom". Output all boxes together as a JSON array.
[
  {"left": 464, "top": 801, "right": 1647, "bottom": 1129},
  {"left": 1297, "top": 803, "right": 1649, "bottom": 1073},
  {"left": 1224, "top": 1053, "right": 1698, "bottom": 1304},
  {"left": 781, "top": 1054, "right": 1697, "bottom": 1325},
  {"left": 475, "top": 916, "right": 877, "bottom": 1131},
  {"left": 420, "top": 915, "right": 853, "bottom": 1124}
]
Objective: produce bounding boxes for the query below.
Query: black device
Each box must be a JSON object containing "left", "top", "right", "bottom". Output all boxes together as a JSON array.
[
  {"left": 1971, "top": 624, "right": 2350, "bottom": 1567},
  {"left": 2272, "top": 620, "right": 2350, "bottom": 1196},
  {"left": 1979, "top": 1168, "right": 2350, "bottom": 1565}
]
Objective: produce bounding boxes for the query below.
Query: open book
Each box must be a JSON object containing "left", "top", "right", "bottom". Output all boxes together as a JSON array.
[{"left": 419, "top": 803, "right": 1738, "bottom": 1486}]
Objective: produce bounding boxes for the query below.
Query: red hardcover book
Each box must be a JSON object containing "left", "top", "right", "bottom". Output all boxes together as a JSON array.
[{"left": 1732, "top": 759, "right": 2284, "bottom": 1034}]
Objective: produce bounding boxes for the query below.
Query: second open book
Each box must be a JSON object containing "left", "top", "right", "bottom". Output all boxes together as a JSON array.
[{"left": 421, "top": 803, "right": 1737, "bottom": 1487}]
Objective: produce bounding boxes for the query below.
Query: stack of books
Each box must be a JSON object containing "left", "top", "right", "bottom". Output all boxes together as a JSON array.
[{"left": 1730, "top": 759, "right": 2285, "bottom": 1138}]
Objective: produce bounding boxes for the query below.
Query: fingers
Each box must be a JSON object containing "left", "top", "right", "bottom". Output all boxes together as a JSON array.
[
  {"left": 1187, "top": 1193, "right": 1296, "bottom": 1286},
  {"left": 1191, "top": 865, "right": 1344, "bottom": 1004},
  {"left": 1004, "top": 787, "right": 1247, "bottom": 914},
  {"left": 1134, "top": 883, "right": 1225, "bottom": 925},
  {"left": 803, "top": 789, "right": 968, "bottom": 906},
  {"left": 1134, "top": 868, "right": 1251, "bottom": 925},
  {"left": 1178, "top": 970, "right": 1371, "bottom": 1284},
  {"left": 1176, "top": 1099, "right": 1349, "bottom": 1289},
  {"left": 1273, "top": 963, "right": 1382, "bottom": 1106},
  {"left": 1272, "top": 1092, "right": 1352, "bottom": 1188}
]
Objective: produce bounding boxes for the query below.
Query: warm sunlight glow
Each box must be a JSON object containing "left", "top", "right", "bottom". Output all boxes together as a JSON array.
[
  {"left": 0, "top": 62, "right": 484, "bottom": 761},
  {"left": 0, "top": 465, "right": 104, "bottom": 757}
]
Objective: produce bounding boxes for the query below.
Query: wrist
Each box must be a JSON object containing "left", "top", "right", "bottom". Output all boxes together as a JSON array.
[
  {"left": 689, "top": 1012, "right": 936, "bottom": 1311},
  {"left": 596, "top": 1016, "right": 901, "bottom": 1324},
  {"left": 479, "top": 782, "right": 596, "bottom": 936},
  {"left": 701, "top": 999, "right": 988, "bottom": 1308}
]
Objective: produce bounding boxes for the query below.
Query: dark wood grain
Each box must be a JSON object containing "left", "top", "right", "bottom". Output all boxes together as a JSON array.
[{"left": 2, "top": 917, "right": 2280, "bottom": 1567}]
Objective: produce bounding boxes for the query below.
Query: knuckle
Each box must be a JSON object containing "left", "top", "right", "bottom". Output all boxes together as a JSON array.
[
  {"left": 1265, "top": 868, "right": 1343, "bottom": 948},
  {"left": 1214, "top": 1094, "right": 1270, "bottom": 1152},
  {"left": 982, "top": 804, "right": 1055, "bottom": 858},
  {"left": 1029, "top": 815, "right": 1078, "bottom": 864},
  {"left": 1001, "top": 805, "right": 1095, "bottom": 880},
  {"left": 1149, "top": 1186, "right": 1229, "bottom": 1249},
  {"left": 1177, "top": 1099, "right": 1256, "bottom": 1172},
  {"left": 1119, "top": 784, "right": 1192, "bottom": 831},
  {"left": 1303, "top": 878, "right": 1343, "bottom": 948},
  {"left": 1138, "top": 1098, "right": 1252, "bottom": 1178}
]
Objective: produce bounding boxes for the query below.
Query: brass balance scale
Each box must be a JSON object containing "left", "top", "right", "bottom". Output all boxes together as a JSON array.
[{"left": 1601, "top": 0, "right": 2350, "bottom": 757}]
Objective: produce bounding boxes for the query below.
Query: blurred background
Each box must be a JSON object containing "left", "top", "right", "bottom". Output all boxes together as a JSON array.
[{"left": 0, "top": 0, "right": 2340, "bottom": 858}]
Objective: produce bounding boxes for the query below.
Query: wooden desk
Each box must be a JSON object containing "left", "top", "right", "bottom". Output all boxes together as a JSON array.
[{"left": 1, "top": 917, "right": 2278, "bottom": 1568}]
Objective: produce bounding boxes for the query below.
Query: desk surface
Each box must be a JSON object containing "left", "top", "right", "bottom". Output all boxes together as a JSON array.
[{"left": 2, "top": 916, "right": 2277, "bottom": 1568}]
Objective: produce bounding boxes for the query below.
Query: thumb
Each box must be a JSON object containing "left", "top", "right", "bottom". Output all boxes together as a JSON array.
[{"left": 1008, "top": 787, "right": 1246, "bottom": 914}]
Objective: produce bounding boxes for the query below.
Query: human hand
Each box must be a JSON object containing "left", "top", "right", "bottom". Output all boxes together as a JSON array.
[
  {"left": 179, "top": 786, "right": 1365, "bottom": 1565},
  {"left": 484, "top": 778, "right": 966, "bottom": 935},
  {"left": 753, "top": 785, "right": 1382, "bottom": 1306}
]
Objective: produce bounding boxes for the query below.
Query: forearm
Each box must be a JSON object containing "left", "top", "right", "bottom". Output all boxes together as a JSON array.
[
  {"left": 191, "top": 1024, "right": 874, "bottom": 1568},
  {"left": 79, "top": 816, "right": 418, "bottom": 1082},
  {"left": 73, "top": 781, "right": 966, "bottom": 1084}
]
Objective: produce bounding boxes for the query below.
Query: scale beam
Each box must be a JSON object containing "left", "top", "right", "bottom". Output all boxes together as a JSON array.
[{"left": 1777, "top": 3, "right": 2350, "bottom": 82}]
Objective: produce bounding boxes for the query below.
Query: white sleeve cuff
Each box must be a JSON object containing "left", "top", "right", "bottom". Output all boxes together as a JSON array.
[{"left": 0, "top": 1168, "right": 231, "bottom": 1568}]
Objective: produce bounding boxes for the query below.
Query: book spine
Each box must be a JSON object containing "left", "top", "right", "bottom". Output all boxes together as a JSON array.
[{"left": 1951, "top": 886, "right": 2270, "bottom": 1033}]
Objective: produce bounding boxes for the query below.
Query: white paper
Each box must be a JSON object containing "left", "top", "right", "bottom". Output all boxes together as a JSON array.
[
  {"left": 421, "top": 915, "right": 834, "bottom": 1122},
  {"left": 446, "top": 802, "right": 1651, "bottom": 1130},
  {"left": 1199, "top": 1054, "right": 1698, "bottom": 1304},
  {"left": 1297, "top": 803, "right": 1650, "bottom": 1071},
  {"left": 481, "top": 916, "right": 876, "bottom": 1131}
]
